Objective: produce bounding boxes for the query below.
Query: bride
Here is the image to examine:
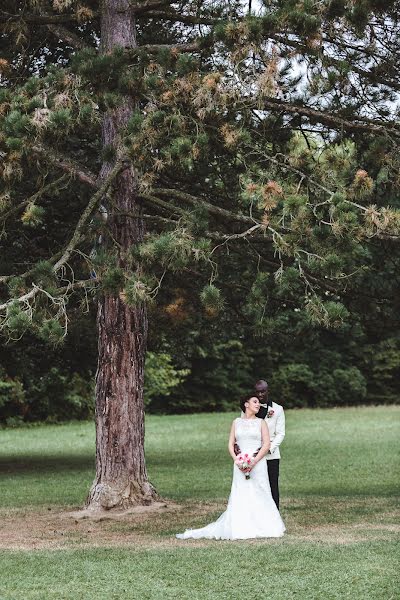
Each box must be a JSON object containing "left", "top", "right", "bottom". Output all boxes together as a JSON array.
[{"left": 176, "top": 394, "right": 286, "bottom": 540}]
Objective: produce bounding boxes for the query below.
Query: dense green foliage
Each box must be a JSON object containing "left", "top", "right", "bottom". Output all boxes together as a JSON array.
[
  {"left": 1, "top": 304, "right": 399, "bottom": 423},
  {"left": 0, "top": 1, "right": 399, "bottom": 422}
]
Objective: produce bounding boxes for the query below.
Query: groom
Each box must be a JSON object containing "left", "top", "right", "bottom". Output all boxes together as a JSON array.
[{"left": 254, "top": 379, "right": 285, "bottom": 509}]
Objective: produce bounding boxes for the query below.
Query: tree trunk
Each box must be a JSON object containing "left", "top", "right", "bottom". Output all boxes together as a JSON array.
[{"left": 86, "top": 0, "right": 156, "bottom": 510}]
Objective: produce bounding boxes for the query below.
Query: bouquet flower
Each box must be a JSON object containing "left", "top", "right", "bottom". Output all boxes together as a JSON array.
[{"left": 235, "top": 453, "right": 253, "bottom": 480}]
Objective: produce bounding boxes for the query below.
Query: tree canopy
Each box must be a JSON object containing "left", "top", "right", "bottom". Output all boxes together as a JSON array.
[{"left": 1, "top": 1, "right": 399, "bottom": 327}]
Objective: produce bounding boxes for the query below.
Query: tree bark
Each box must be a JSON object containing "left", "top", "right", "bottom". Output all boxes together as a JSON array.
[{"left": 86, "top": 0, "right": 156, "bottom": 510}]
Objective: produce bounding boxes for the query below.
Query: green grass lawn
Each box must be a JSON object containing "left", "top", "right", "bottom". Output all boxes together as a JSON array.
[{"left": 0, "top": 406, "right": 399, "bottom": 599}]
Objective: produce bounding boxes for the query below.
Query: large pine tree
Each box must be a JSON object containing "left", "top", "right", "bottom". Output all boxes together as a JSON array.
[{"left": 0, "top": 0, "right": 399, "bottom": 509}]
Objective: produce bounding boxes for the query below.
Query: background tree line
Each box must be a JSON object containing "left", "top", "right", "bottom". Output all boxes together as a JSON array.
[{"left": 1, "top": 287, "right": 398, "bottom": 424}]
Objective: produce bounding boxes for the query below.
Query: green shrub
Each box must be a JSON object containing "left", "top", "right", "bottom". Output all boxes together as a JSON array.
[
  {"left": 0, "top": 367, "right": 27, "bottom": 423},
  {"left": 272, "top": 363, "right": 367, "bottom": 408},
  {"left": 144, "top": 352, "right": 189, "bottom": 408},
  {"left": 27, "top": 367, "right": 94, "bottom": 421}
]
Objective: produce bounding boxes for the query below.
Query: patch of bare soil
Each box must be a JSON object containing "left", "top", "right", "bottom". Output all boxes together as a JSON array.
[
  {"left": 0, "top": 501, "right": 222, "bottom": 550},
  {"left": 0, "top": 498, "right": 398, "bottom": 551}
]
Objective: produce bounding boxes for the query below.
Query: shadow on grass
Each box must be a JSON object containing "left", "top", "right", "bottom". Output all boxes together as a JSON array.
[
  {"left": 0, "top": 454, "right": 95, "bottom": 475},
  {"left": 0, "top": 448, "right": 225, "bottom": 475}
]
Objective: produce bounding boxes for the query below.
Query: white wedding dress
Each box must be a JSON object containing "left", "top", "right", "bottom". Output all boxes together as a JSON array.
[{"left": 176, "top": 417, "right": 285, "bottom": 540}]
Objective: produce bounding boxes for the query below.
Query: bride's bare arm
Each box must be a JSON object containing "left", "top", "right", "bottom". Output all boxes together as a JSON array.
[
  {"left": 252, "top": 421, "right": 270, "bottom": 466},
  {"left": 228, "top": 420, "right": 237, "bottom": 460}
]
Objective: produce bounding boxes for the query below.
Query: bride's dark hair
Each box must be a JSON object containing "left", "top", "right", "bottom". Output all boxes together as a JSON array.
[{"left": 240, "top": 393, "right": 257, "bottom": 413}]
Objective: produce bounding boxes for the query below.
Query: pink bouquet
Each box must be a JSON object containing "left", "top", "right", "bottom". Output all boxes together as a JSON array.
[{"left": 235, "top": 453, "right": 253, "bottom": 480}]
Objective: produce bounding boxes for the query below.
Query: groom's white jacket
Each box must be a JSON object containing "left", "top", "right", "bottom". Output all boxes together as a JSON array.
[{"left": 265, "top": 402, "right": 285, "bottom": 461}]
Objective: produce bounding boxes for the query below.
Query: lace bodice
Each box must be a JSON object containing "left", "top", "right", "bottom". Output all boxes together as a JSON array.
[{"left": 235, "top": 417, "right": 262, "bottom": 454}]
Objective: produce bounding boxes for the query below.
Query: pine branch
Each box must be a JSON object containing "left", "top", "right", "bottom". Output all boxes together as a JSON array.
[
  {"left": 118, "top": 205, "right": 273, "bottom": 241},
  {"left": 0, "top": 3, "right": 196, "bottom": 23},
  {"left": 141, "top": 190, "right": 271, "bottom": 241},
  {"left": 0, "top": 175, "right": 68, "bottom": 225},
  {"left": 207, "top": 226, "right": 274, "bottom": 248},
  {"left": 56, "top": 279, "right": 97, "bottom": 294},
  {"left": 143, "top": 10, "right": 217, "bottom": 25},
  {"left": 0, "top": 162, "right": 122, "bottom": 311},
  {"left": 207, "top": 225, "right": 264, "bottom": 241},
  {"left": 114, "top": 209, "right": 178, "bottom": 225},
  {"left": 1, "top": 8, "right": 201, "bottom": 54},
  {"left": 262, "top": 97, "right": 400, "bottom": 137},
  {"left": 248, "top": 148, "right": 334, "bottom": 197},
  {"left": 249, "top": 148, "right": 381, "bottom": 216},
  {"left": 31, "top": 145, "right": 98, "bottom": 189},
  {"left": 0, "top": 252, "right": 63, "bottom": 286},
  {"left": 131, "top": 0, "right": 176, "bottom": 14},
  {"left": 243, "top": 243, "right": 395, "bottom": 304},
  {"left": 155, "top": 188, "right": 256, "bottom": 225},
  {"left": 208, "top": 231, "right": 272, "bottom": 243},
  {"left": 138, "top": 192, "right": 187, "bottom": 216},
  {"left": 52, "top": 162, "right": 122, "bottom": 271},
  {"left": 244, "top": 243, "right": 341, "bottom": 295},
  {"left": 0, "top": 279, "right": 96, "bottom": 332},
  {"left": 0, "top": 12, "right": 97, "bottom": 24},
  {"left": 46, "top": 24, "right": 91, "bottom": 50},
  {"left": 154, "top": 183, "right": 399, "bottom": 243},
  {"left": 129, "top": 42, "right": 200, "bottom": 56},
  {"left": 322, "top": 33, "right": 389, "bottom": 62},
  {"left": 269, "top": 34, "right": 400, "bottom": 92}
]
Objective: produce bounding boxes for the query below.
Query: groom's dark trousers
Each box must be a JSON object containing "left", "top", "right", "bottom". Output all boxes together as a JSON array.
[{"left": 267, "top": 459, "right": 280, "bottom": 509}]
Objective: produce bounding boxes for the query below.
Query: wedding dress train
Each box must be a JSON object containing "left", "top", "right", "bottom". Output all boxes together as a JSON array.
[{"left": 176, "top": 417, "right": 285, "bottom": 540}]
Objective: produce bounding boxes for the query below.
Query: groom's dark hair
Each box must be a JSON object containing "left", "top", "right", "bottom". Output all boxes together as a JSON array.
[
  {"left": 255, "top": 379, "right": 268, "bottom": 389},
  {"left": 240, "top": 393, "right": 257, "bottom": 413}
]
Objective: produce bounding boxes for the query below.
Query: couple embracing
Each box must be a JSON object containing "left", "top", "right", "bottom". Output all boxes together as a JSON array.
[{"left": 177, "top": 380, "right": 286, "bottom": 540}]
